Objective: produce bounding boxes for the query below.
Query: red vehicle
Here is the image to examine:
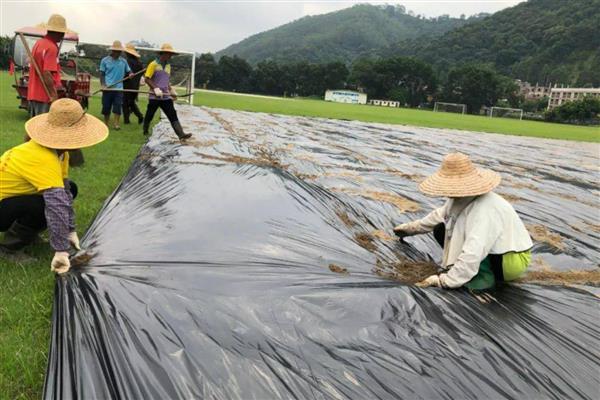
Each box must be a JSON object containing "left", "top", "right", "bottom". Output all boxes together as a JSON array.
[{"left": 11, "top": 24, "right": 91, "bottom": 111}]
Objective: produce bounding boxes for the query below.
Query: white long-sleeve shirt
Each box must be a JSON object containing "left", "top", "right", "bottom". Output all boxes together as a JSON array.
[{"left": 399, "top": 192, "right": 532, "bottom": 288}]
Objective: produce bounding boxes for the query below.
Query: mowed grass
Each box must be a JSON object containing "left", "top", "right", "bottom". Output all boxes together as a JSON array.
[
  {"left": 194, "top": 89, "right": 600, "bottom": 142},
  {"left": 0, "top": 71, "right": 151, "bottom": 399}
]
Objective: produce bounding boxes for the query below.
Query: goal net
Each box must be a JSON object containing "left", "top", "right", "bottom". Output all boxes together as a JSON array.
[
  {"left": 433, "top": 102, "right": 466, "bottom": 114},
  {"left": 489, "top": 106, "right": 523, "bottom": 120}
]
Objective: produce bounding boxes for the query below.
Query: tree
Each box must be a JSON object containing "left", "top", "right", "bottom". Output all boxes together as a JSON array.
[
  {"left": 350, "top": 56, "right": 436, "bottom": 106},
  {"left": 0, "top": 35, "right": 11, "bottom": 69},
  {"left": 441, "top": 64, "right": 505, "bottom": 113},
  {"left": 212, "top": 55, "right": 252, "bottom": 92},
  {"left": 545, "top": 96, "right": 600, "bottom": 124},
  {"left": 251, "top": 60, "right": 285, "bottom": 95},
  {"left": 195, "top": 53, "right": 217, "bottom": 88}
]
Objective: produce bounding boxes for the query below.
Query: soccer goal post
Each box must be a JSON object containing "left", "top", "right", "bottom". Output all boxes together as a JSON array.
[
  {"left": 489, "top": 106, "right": 523, "bottom": 120},
  {"left": 433, "top": 102, "right": 467, "bottom": 114}
]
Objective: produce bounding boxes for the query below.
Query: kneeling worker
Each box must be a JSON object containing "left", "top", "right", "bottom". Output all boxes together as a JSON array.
[
  {"left": 0, "top": 99, "right": 108, "bottom": 274},
  {"left": 142, "top": 43, "right": 191, "bottom": 140},
  {"left": 394, "top": 153, "right": 532, "bottom": 290}
]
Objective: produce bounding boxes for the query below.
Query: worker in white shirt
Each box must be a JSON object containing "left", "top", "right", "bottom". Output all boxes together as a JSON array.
[{"left": 394, "top": 152, "right": 532, "bottom": 290}]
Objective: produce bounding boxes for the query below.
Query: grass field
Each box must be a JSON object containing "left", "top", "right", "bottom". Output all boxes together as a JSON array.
[
  {"left": 0, "top": 72, "right": 150, "bottom": 399},
  {"left": 194, "top": 89, "right": 600, "bottom": 142}
]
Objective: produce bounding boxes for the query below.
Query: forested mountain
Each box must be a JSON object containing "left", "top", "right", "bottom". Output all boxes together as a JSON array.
[
  {"left": 217, "top": 0, "right": 600, "bottom": 86},
  {"left": 381, "top": 0, "right": 600, "bottom": 85},
  {"left": 216, "top": 4, "right": 480, "bottom": 64}
]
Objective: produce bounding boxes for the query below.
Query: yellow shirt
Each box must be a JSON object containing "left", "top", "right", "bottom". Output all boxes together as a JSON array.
[{"left": 0, "top": 141, "right": 65, "bottom": 201}]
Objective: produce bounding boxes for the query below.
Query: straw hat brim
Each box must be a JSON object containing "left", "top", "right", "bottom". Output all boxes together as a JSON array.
[
  {"left": 158, "top": 49, "right": 179, "bottom": 55},
  {"left": 419, "top": 167, "right": 501, "bottom": 197},
  {"left": 25, "top": 113, "right": 109, "bottom": 150},
  {"left": 110, "top": 47, "right": 125, "bottom": 52},
  {"left": 124, "top": 48, "right": 141, "bottom": 58}
]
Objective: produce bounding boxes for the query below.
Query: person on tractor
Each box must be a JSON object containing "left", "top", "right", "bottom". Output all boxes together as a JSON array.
[
  {"left": 142, "top": 43, "right": 191, "bottom": 140},
  {"left": 100, "top": 41, "right": 132, "bottom": 130},
  {"left": 123, "top": 43, "right": 145, "bottom": 125},
  {"left": 27, "top": 14, "right": 68, "bottom": 117},
  {"left": 0, "top": 99, "right": 108, "bottom": 274}
]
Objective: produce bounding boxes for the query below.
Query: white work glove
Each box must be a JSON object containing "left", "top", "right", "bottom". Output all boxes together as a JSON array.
[
  {"left": 153, "top": 87, "right": 163, "bottom": 98},
  {"left": 68, "top": 231, "right": 81, "bottom": 251},
  {"left": 51, "top": 251, "right": 71, "bottom": 274},
  {"left": 393, "top": 223, "right": 415, "bottom": 239},
  {"left": 416, "top": 275, "right": 441, "bottom": 288}
]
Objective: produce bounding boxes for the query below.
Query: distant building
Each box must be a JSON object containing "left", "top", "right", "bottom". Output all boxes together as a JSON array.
[
  {"left": 369, "top": 99, "right": 400, "bottom": 108},
  {"left": 547, "top": 87, "right": 600, "bottom": 110},
  {"left": 324, "top": 90, "right": 367, "bottom": 105},
  {"left": 516, "top": 80, "right": 553, "bottom": 100}
]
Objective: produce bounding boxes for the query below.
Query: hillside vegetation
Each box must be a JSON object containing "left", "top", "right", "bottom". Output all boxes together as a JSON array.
[{"left": 217, "top": 4, "right": 479, "bottom": 64}]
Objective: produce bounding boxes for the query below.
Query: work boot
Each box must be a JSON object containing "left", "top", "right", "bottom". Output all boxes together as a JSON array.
[
  {"left": 142, "top": 120, "right": 150, "bottom": 136},
  {"left": 172, "top": 120, "right": 192, "bottom": 140},
  {"left": 0, "top": 222, "right": 40, "bottom": 251},
  {"left": 138, "top": 115, "right": 144, "bottom": 125}
]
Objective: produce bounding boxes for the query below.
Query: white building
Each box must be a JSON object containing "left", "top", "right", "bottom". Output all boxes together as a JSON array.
[
  {"left": 548, "top": 87, "right": 600, "bottom": 110},
  {"left": 369, "top": 99, "right": 400, "bottom": 108},
  {"left": 324, "top": 90, "right": 367, "bottom": 105}
]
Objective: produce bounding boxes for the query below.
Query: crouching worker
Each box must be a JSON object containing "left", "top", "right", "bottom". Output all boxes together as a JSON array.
[
  {"left": 0, "top": 99, "right": 108, "bottom": 274},
  {"left": 394, "top": 153, "right": 532, "bottom": 290},
  {"left": 142, "top": 43, "right": 191, "bottom": 140}
]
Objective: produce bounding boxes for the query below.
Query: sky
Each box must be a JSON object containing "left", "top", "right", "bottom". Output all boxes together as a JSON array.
[{"left": 1, "top": 1, "right": 524, "bottom": 53}]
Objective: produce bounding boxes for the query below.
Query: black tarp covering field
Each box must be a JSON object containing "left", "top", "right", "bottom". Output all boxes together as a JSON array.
[{"left": 44, "top": 106, "right": 600, "bottom": 399}]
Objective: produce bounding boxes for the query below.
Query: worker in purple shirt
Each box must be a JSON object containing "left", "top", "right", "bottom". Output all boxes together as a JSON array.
[
  {"left": 0, "top": 99, "right": 108, "bottom": 274},
  {"left": 142, "top": 43, "right": 191, "bottom": 140}
]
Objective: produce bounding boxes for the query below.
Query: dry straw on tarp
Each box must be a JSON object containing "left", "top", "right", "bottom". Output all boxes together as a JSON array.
[
  {"left": 419, "top": 152, "right": 501, "bottom": 197},
  {"left": 25, "top": 99, "right": 108, "bottom": 150}
]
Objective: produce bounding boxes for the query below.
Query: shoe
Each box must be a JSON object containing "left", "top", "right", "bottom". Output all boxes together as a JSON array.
[
  {"left": 114, "top": 125, "right": 121, "bottom": 131},
  {"left": 0, "top": 222, "right": 40, "bottom": 251},
  {"left": 138, "top": 116, "right": 144, "bottom": 125},
  {"left": 172, "top": 120, "right": 192, "bottom": 140}
]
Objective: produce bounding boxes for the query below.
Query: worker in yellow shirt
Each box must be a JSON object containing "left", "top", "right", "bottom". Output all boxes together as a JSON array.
[{"left": 0, "top": 99, "right": 107, "bottom": 273}]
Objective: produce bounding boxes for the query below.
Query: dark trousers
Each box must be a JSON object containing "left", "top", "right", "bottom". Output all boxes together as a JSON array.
[
  {"left": 123, "top": 92, "right": 143, "bottom": 123},
  {"left": 433, "top": 223, "right": 504, "bottom": 283},
  {"left": 143, "top": 99, "right": 178, "bottom": 133},
  {"left": 0, "top": 181, "right": 78, "bottom": 231}
]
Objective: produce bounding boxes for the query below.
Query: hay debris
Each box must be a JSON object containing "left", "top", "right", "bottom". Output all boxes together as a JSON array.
[
  {"left": 332, "top": 188, "right": 420, "bottom": 213},
  {"left": 373, "top": 258, "right": 440, "bottom": 284},
  {"left": 527, "top": 224, "right": 566, "bottom": 251},
  {"left": 498, "top": 192, "right": 523, "bottom": 203},
  {"left": 371, "top": 230, "right": 395, "bottom": 241},
  {"left": 336, "top": 210, "right": 356, "bottom": 228},
  {"left": 355, "top": 232, "right": 377, "bottom": 252},
  {"left": 518, "top": 269, "right": 600, "bottom": 286},
  {"left": 329, "top": 264, "right": 349, "bottom": 274}
]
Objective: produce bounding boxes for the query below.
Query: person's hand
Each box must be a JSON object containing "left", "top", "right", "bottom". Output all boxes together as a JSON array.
[
  {"left": 170, "top": 88, "right": 178, "bottom": 100},
  {"left": 68, "top": 231, "right": 81, "bottom": 251},
  {"left": 416, "top": 275, "right": 441, "bottom": 288},
  {"left": 393, "top": 223, "right": 412, "bottom": 239},
  {"left": 153, "top": 87, "right": 163, "bottom": 98},
  {"left": 51, "top": 252, "right": 71, "bottom": 274}
]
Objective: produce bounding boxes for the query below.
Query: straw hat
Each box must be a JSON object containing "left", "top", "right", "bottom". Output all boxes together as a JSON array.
[
  {"left": 46, "top": 14, "right": 67, "bottom": 33},
  {"left": 418, "top": 153, "right": 501, "bottom": 197},
  {"left": 158, "top": 43, "right": 178, "bottom": 54},
  {"left": 25, "top": 99, "right": 108, "bottom": 150},
  {"left": 124, "top": 42, "right": 141, "bottom": 58},
  {"left": 109, "top": 40, "right": 125, "bottom": 52}
]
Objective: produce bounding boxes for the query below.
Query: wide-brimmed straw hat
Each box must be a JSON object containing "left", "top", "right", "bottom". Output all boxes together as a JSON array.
[
  {"left": 109, "top": 40, "right": 125, "bottom": 52},
  {"left": 419, "top": 153, "right": 501, "bottom": 197},
  {"left": 158, "top": 43, "right": 179, "bottom": 55},
  {"left": 46, "top": 14, "right": 68, "bottom": 33},
  {"left": 124, "top": 42, "right": 141, "bottom": 58},
  {"left": 25, "top": 99, "right": 108, "bottom": 150}
]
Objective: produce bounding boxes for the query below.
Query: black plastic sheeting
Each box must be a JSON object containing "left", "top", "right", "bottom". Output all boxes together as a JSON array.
[{"left": 45, "top": 106, "right": 600, "bottom": 399}]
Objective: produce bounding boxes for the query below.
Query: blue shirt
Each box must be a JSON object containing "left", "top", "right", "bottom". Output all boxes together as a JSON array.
[{"left": 99, "top": 56, "right": 131, "bottom": 88}]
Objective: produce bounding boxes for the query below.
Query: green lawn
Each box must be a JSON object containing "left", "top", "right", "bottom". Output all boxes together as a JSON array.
[
  {"left": 0, "top": 72, "right": 150, "bottom": 399},
  {"left": 194, "top": 90, "right": 600, "bottom": 142}
]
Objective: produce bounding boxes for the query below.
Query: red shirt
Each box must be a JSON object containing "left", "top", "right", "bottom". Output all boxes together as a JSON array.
[{"left": 27, "top": 36, "right": 61, "bottom": 103}]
